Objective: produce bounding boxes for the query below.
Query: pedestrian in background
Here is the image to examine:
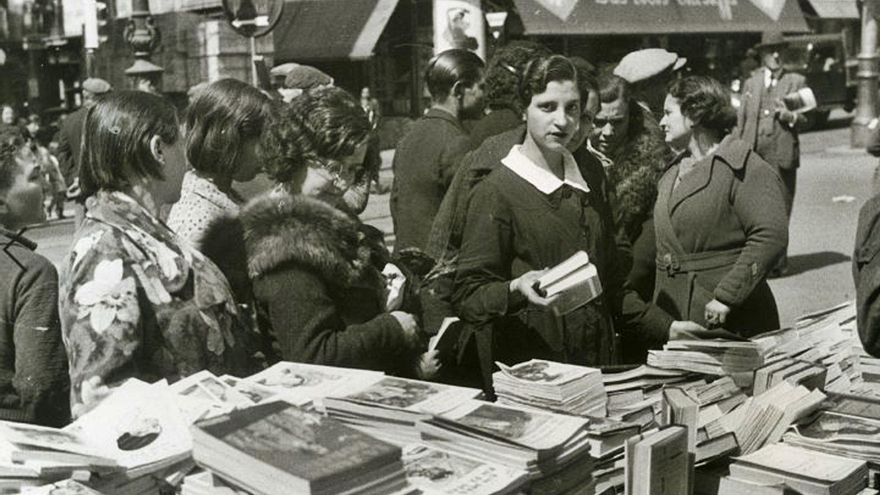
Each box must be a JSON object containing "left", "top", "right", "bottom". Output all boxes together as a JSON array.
[
  {"left": 60, "top": 91, "right": 257, "bottom": 417},
  {"left": 735, "top": 31, "right": 808, "bottom": 276},
  {"left": 391, "top": 48, "right": 485, "bottom": 254},
  {"left": 614, "top": 48, "right": 687, "bottom": 119},
  {"left": 0, "top": 130, "right": 70, "bottom": 427},
  {"left": 650, "top": 76, "right": 787, "bottom": 343}
]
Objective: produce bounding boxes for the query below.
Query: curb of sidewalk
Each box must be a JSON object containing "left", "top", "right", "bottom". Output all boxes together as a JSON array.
[
  {"left": 824, "top": 145, "right": 870, "bottom": 156},
  {"left": 28, "top": 216, "right": 75, "bottom": 232}
]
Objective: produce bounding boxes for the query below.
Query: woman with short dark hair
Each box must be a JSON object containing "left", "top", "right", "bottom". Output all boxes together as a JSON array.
[
  {"left": 206, "top": 87, "right": 431, "bottom": 375},
  {"left": 167, "top": 78, "right": 271, "bottom": 249},
  {"left": 60, "top": 91, "right": 256, "bottom": 417},
  {"left": 650, "top": 75, "right": 787, "bottom": 339},
  {"left": 453, "top": 54, "right": 623, "bottom": 378}
]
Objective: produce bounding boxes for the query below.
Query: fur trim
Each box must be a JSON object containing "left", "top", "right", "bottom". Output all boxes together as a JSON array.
[
  {"left": 239, "top": 194, "right": 370, "bottom": 283},
  {"left": 605, "top": 104, "right": 673, "bottom": 241}
]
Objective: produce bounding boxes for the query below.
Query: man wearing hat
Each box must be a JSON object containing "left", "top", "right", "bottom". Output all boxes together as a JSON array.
[
  {"left": 735, "top": 31, "right": 808, "bottom": 276},
  {"left": 56, "top": 78, "right": 111, "bottom": 187},
  {"left": 614, "top": 48, "right": 687, "bottom": 118},
  {"left": 277, "top": 63, "right": 334, "bottom": 103}
]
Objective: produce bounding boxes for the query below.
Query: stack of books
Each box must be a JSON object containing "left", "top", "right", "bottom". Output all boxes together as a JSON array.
[
  {"left": 400, "top": 443, "right": 528, "bottom": 495},
  {"left": 602, "top": 366, "right": 694, "bottom": 430},
  {"left": 699, "top": 381, "right": 825, "bottom": 455},
  {"left": 783, "top": 393, "right": 880, "bottom": 466},
  {"left": 181, "top": 470, "right": 249, "bottom": 495},
  {"left": 647, "top": 339, "right": 769, "bottom": 385},
  {"left": 493, "top": 359, "right": 607, "bottom": 416},
  {"left": 417, "top": 399, "right": 594, "bottom": 492},
  {"left": 728, "top": 443, "right": 868, "bottom": 495},
  {"left": 323, "top": 377, "right": 481, "bottom": 445},
  {"left": 0, "top": 379, "right": 193, "bottom": 494},
  {"left": 532, "top": 251, "right": 603, "bottom": 317},
  {"left": 243, "top": 362, "right": 386, "bottom": 411},
  {"left": 20, "top": 479, "right": 105, "bottom": 494},
  {"left": 191, "top": 401, "right": 409, "bottom": 495}
]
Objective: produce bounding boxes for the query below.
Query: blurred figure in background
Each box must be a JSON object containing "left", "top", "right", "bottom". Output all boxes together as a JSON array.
[
  {"left": 614, "top": 48, "right": 687, "bottom": 118},
  {"left": 391, "top": 49, "right": 485, "bottom": 254}
]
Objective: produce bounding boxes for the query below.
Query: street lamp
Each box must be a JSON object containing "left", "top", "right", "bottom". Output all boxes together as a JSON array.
[
  {"left": 123, "top": 0, "right": 163, "bottom": 93},
  {"left": 853, "top": 0, "right": 880, "bottom": 147},
  {"left": 221, "top": 0, "right": 283, "bottom": 86}
]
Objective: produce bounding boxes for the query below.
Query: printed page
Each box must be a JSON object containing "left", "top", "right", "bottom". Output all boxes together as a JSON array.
[
  {"left": 245, "top": 362, "right": 384, "bottom": 404},
  {"left": 735, "top": 443, "right": 865, "bottom": 483}
]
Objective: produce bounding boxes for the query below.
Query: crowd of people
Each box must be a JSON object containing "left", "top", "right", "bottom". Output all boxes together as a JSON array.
[{"left": 0, "top": 30, "right": 815, "bottom": 426}]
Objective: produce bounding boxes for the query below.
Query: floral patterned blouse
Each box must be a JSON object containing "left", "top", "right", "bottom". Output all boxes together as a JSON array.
[{"left": 59, "top": 190, "right": 257, "bottom": 417}]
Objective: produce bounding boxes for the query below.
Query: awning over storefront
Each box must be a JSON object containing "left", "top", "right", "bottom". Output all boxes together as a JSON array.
[
  {"left": 513, "top": 0, "right": 808, "bottom": 35},
  {"left": 273, "top": 0, "right": 398, "bottom": 62},
  {"left": 804, "top": 0, "right": 858, "bottom": 18}
]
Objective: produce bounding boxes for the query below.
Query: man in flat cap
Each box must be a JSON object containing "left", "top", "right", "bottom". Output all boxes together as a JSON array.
[
  {"left": 614, "top": 48, "right": 687, "bottom": 118},
  {"left": 278, "top": 64, "right": 334, "bottom": 103},
  {"left": 56, "top": 78, "right": 111, "bottom": 188},
  {"left": 735, "top": 31, "right": 808, "bottom": 276}
]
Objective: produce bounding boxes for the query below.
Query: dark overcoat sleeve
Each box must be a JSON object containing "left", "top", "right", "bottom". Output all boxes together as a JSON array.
[
  {"left": 252, "top": 267, "right": 413, "bottom": 372},
  {"left": 713, "top": 157, "right": 788, "bottom": 306}
]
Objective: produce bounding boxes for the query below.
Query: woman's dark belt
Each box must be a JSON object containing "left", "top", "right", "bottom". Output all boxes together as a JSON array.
[{"left": 655, "top": 248, "right": 743, "bottom": 276}]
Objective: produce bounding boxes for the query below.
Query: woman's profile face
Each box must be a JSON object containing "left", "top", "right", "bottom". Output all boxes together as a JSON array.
[
  {"left": 232, "top": 137, "right": 262, "bottom": 183},
  {"left": 525, "top": 80, "right": 580, "bottom": 155},
  {"left": 659, "top": 94, "right": 692, "bottom": 151}
]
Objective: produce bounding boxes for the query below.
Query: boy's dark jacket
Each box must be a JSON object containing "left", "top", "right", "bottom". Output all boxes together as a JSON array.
[{"left": 0, "top": 229, "right": 70, "bottom": 426}]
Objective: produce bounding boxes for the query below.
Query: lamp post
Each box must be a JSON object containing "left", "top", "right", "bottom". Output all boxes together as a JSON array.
[
  {"left": 852, "top": 0, "right": 879, "bottom": 147},
  {"left": 123, "top": 0, "right": 163, "bottom": 92},
  {"left": 221, "top": 0, "right": 283, "bottom": 87}
]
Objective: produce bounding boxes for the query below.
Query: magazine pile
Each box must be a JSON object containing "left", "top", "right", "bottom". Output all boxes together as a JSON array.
[{"left": 11, "top": 301, "right": 880, "bottom": 494}]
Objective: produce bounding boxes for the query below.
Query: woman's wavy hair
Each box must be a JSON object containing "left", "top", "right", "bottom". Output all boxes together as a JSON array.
[
  {"left": 667, "top": 76, "right": 737, "bottom": 138},
  {"left": 184, "top": 78, "right": 271, "bottom": 177},
  {"left": 79, "top": 90, "right": 179, "bottom": 197},
  {"left": 517, "top": 54, "right": 579, "bottom": 111},
  {"left": 484, "top": 41, "right": 552, "bottom": 113},
  {"left": 260, "top": 86, "right": 370, "bottom": 183}
]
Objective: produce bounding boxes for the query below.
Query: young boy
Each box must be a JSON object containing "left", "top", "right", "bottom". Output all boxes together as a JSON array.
[{"left": 0, "top": 131, "right": 70, "bottom": 426}]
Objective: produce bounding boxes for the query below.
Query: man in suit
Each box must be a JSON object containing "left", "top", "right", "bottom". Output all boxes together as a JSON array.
[
  {"left": 55, "top": 78, "right": 111, "bottom": 188},
  {"left": 736, "top": 31, "right": 808, "bottom": 276}
]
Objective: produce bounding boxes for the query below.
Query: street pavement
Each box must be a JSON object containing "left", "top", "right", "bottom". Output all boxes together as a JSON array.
[{"left": 27, "top": 114, "right": 874, "bottom": 328}]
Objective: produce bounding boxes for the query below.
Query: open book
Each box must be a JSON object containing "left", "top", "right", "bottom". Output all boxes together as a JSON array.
[{"left": 533, "top": 251, "right": 603, "bottom": 316}]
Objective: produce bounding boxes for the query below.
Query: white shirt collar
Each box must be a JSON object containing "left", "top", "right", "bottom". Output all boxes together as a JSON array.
[
  {"left": 764, "top": 68, "right": 778, "bottom": 88},
  {"left": 501, "top": 145, "right": 590, "bottom": 195}
]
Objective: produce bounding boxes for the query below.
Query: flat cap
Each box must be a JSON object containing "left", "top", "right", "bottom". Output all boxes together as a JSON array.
[
  {"left": 613, "top": 49, "right": 687, "bottom": 84},
  {"left": 283, "top": 64, "right": 333, "bottom": 90},
  {"left": 82, "top": 78, "right": 111, "bottom": 94}
]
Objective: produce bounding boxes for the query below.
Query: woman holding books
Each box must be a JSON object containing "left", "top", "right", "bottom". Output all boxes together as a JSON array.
[
  {"left": 452, "top": 55, "right": 629, "bottom": 374},
  {"left": 59, "top": 91, "right": 258, "bottom": 417},
  {"left": 203, "top": 87, "right": 433, "bottom": 376},
  {"left": 650, "top": 76, "right": 788, "bottom": 339}
]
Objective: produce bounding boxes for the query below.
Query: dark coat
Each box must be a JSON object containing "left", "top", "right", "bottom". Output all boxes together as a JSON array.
[
  {"left": 0, "top": 229, "right": 70, "bottom": 426},
  {"left": 854, "top": 195, "right": 880, "bottom": 357},
  {"left": 736, "top": 69, "right": 807, "bottom": 171},
  {"left": 602, "top": 101, "right": 672, "bottom": 244},
  {"left": 390, "top": 108, "right": 473, "bottom": 252},
  {"left": 467, "top": 108, "right": 522, "bottom": 150},
  {"left": 56, "top": 106, "right": 87, "bottom": 187},
  {"left": 649, "top": 136, "right": 787, "bottom": 342},
  {"left": 211, "top": 194, "right": 416, "bottom": 374}
]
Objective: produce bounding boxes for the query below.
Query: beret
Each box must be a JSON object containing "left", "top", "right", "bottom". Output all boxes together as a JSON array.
[
  {"left": 283, "top": 64, "right": 333, "bottom": 90},
  {"left": 613, "top": 49, "right": 687, "bottom": 84},
  {"left": 269, "top": 62, "right": 300, "bottom": 78},
  {"left": 82, "top": 78, "right": 111, "bottom": 94}
]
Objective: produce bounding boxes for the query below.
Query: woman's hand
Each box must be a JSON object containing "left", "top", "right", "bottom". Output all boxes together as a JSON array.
[
  {"left": 509, "top": 269, "right": 553, "bottom": 306},
  {"left": 704, "top": 299, "right": 731, "bottom": 328},
  {"left": 390, "top": 311, "right": 421, "bottom": 349},
  {"left": 415, "top": 350, "right": 442, "bottom": 380},
  {"left": 382, "top": 263, "right": 407, "bottom": 312}
]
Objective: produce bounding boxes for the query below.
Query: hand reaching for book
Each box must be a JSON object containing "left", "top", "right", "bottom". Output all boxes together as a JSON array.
[{"left": 509, "top": 269, "right": 553, "bottom": 306}]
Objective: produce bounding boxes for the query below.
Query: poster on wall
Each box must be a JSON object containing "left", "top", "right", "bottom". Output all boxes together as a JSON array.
[{"left": 432, "top": 0, "right": 485, "bottom": 60}]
